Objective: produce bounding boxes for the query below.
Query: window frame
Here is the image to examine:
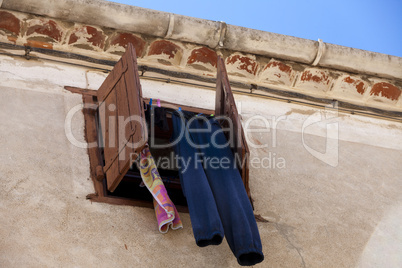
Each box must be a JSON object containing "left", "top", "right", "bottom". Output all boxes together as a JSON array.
[{"left": 65, "top": 49, "right": 253, "bottom": 212}]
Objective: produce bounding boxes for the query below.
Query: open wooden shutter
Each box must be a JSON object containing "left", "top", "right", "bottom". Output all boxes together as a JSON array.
[
  {"left": 97, "top": 43, "right": 147, "bottom": 192},
  {"left": 215, "top": 56, "right": 252, "bottom": 205}
]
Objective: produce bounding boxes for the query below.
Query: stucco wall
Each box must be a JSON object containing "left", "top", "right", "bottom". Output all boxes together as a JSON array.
[{"left": 0, "top": 54, "right": 401, "bottom": 267}]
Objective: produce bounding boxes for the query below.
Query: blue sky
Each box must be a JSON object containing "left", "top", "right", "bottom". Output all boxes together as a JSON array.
[{"left": 112, "top": 0, "right": 402, "bottom": 57}]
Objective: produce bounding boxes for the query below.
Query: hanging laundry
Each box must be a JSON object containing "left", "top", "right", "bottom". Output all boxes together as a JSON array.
[
  {"left": 171, "top": 112, "right": 224, "bottom": 247},
  {"left": 139, "top": 145, "right": 183, "bottom": 233},
  {"left": 171, "top": 112, "right": 264, "bottom": 266}
]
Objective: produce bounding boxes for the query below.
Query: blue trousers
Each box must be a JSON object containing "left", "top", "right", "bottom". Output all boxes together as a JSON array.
[{"left": 171, "top": 113, "right": 264, "bottom": 266}]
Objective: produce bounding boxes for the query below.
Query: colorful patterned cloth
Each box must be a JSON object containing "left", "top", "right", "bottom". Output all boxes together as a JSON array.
[{"left": 139, "top": 146, "right": 183, "bottom": 233}]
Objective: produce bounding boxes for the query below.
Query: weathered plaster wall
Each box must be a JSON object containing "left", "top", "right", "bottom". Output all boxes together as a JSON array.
[{"left": 0, "top": 55, "right": 401, "bottom": 267}]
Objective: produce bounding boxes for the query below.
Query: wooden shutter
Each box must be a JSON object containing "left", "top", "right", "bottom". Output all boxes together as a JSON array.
[
  {"left": 215, "top": 56, "right": 252, "bottom": 205},
  {"left": 97, "top": 43, "right": 147, "bottom": 192}
]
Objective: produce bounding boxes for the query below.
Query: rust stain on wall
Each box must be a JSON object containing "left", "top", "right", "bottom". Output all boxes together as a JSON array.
[
  {"left": 24, "top": 39, "right": 53, "bottom": 49},
  {"left": 355, "top": 82, "right": 366, "bottom": 95},
  {"left": 265, "top": 61, "right": 292, "bottom": 75},
  {"left": 227, "top": 55, "right": 258, "bottom": 75},
  {"left": 343, "top": 76, "right": 355, "bottom": 84},
  {"left": 148, "top": 40, "right": 180, "bottom": 59},
  {"left": 370, "top": 82, "right": 401, "bottom": 101},
  {"left": 68, "top": 26, "right": 105, "bottom": 49},
  {"left": 7, "top": 36, "right": 17, "bottom": 44},
  {"left": 0, "top": 11, "right": 21, "bottom": 35},
  {"left": 187, "top": 47, "right": 217, "bottom": 67},
  {"left": 343, "top": 76, "right": 366, "bottom": 95},
  {"left": 27, "top": 20, "right": 62, "bottom": 42},
  {"left": 68, "top": 32, "right": 78, "bottom": 44},
  {"left": 85, "top": 26, "right": 105, "bottom": 48},
  {"left": 110, "top": 33, "right": 146, "bottom": 56},
  {"left": 301, "top": 70, "right": 329, "bottom": 84}
]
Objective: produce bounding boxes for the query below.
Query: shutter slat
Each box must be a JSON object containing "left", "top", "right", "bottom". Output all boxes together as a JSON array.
[
  {"left": 106, "top": 154, "right": 121, "bottom": 191},
  {"left": 215, "top": 56, "right": 251, "bottom": 203},
  {"left": 116, "top": 75, "right": 132, "bottom": 174},
  {"left": 97, "top": 44, "right": 147, "bottom": 192},
  {"left": 124, "top": 47, "right": 146, "bottom": 146},
  {"left": 98, "top": 60, "right": 126, "bottom": 103},
  {"left": 103, "top": 89, "right": 119, "bottom": 169}
]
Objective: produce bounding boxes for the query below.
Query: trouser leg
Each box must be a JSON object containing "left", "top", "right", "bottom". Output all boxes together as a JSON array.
[
  {"left": 188, "top": 117, "right": 264, "bottom": 266},
  {"left": 171, "top": 113, "right": 224, "bottom": 247}
]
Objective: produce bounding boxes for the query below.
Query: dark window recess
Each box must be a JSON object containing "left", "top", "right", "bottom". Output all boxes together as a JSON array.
[
  {"left": 67, "top": 44, "right": 252, "bottom": 212},
  {"left": 102, "top": 109, "right": 188, "bottom": 208}
]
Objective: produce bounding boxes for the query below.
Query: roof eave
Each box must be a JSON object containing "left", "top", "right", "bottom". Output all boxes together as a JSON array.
[{"left": 2, "top": 0, "right": 401, "bottom": 80}]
